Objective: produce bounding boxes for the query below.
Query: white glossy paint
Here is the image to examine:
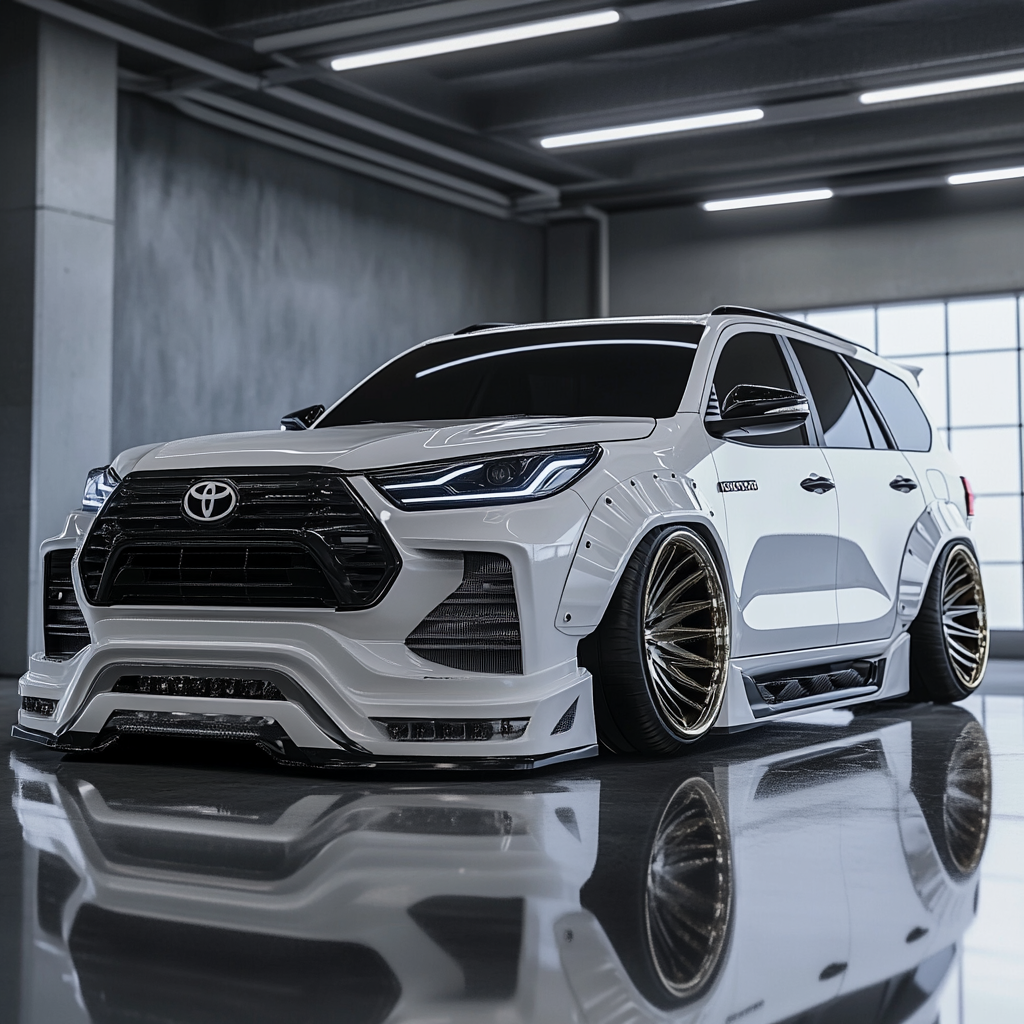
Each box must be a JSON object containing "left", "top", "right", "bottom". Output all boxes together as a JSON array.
[{"left": 17, "top": 314, "right": 981, "bottom": 763}]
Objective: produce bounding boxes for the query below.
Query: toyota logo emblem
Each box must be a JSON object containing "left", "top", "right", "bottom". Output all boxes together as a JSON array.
[{"left": 183, "top": 480, "right": 238, "bottom": 522}]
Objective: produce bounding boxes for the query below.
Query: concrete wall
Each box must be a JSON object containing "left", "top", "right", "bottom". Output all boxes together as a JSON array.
[
  {"left": 610, "top": 184, "right": 1024, "bottom": 315},
  {"left": 112, "top": 95, "right": 545, "bottom": 455},
  {"left": 0, "top": 9, "right": 116, "bottom": 671}
]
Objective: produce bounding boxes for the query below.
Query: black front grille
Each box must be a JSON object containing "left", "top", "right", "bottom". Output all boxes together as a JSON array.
[
  {"left": 79, "top": 468, "right": 399, "bottom": 608},
  {"left": 43, "top": 550, "right": 90, "bottom": 659},
  {"left": 406, "top": 553, "right": 522, "bottom": 674}
]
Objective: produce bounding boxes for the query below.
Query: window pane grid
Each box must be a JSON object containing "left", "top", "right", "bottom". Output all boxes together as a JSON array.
[{"left": 790, "top": 293, "right": 1024, "bottom": 630}]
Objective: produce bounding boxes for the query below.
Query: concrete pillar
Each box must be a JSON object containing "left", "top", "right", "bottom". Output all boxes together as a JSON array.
[
  {"left": 544, "top": 210, "right": 609, "bottom": 320},
  {"left": 0, "top": 9, "right": 116, "bottom": 673}
]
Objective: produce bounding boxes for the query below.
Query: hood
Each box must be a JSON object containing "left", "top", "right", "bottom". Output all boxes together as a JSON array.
[{"left": 121, "top": 417, "right": 656, "bottom": 475}]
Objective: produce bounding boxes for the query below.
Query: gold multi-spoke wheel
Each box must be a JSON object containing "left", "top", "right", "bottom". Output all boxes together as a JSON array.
[
  {"left": 645, "top": 777, "right": 732, "bottom": 1000},
  {"left": 641, "top": 530, "right": 730, "bottom": 741},
  {"left": 910, "top": 541, "right": 989, "bottom": 703},
  {"left": 589, "top": 526, "right": 731, "bottom": 754},
  {"left": 940, "top": 545, "right": 988, "bottom": 691}
]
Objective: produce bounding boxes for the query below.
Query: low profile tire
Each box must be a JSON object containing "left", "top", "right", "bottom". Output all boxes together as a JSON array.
[
  {"left": 586, "top": 526, "right": 731, "bottom": 755},
  {"left": 910, "top": 542, "right": 989, "bottom": 702}
]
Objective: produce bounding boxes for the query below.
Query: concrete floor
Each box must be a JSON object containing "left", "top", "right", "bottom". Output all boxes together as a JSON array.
[{"left": 1, "top": 666, "right": 1022, "bottom": 1023}]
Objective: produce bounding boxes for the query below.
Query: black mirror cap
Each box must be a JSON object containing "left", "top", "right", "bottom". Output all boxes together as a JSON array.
[
  {"left": 706, "top": 385, "right": 809, "bottom": 438},
  {"left": 280, "top": 404, "right": 325, "bottom": 431}
]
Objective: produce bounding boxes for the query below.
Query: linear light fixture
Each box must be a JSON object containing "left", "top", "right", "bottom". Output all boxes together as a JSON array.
[
  {"left": 540, "top": 107, "right": 764, "bottom": 149},
  {"left": 702, "top": 189, "right": 833, "bottom": 212},
  {"left": 859, "top": 68, "right": 1024, "bottom": 105},
  {"left": 329, "top": 9, "right": 619, "bottom": 71},
  {"left": 948, "top": 165, "right": 1024, "bottom": 185}
]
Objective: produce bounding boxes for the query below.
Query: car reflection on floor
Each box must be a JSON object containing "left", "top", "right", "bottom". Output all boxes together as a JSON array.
[{"left": 11, "top": 703, "right": 990, "bottom": 1024}]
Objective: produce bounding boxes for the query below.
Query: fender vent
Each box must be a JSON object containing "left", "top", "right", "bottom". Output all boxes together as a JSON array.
[
  {"left": 406, "top": 553, "right": 522, "bottom": 674},
  {"left": 43, "top": 550, "right": 90, "bottom": 660}
]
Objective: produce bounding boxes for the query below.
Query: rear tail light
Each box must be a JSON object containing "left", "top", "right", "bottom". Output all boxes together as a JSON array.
[{"left": 961, "top": 476, "right": 975, "bottom": 517}]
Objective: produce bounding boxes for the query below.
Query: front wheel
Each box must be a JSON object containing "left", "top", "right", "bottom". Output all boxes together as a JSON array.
[
  {"left": 910, "top": 542, "right": 989, "bottom": 702},
  {"left": 584, "top": 526, "right": 731, "bottom": 755}
]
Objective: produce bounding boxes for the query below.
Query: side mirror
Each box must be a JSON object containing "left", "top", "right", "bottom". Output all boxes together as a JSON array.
[
  {"left": 280, "top": 404, "right": 325, "bottom": 431},
  {"left": 705, "top": 385, "right": 809, "bottom": 439}
]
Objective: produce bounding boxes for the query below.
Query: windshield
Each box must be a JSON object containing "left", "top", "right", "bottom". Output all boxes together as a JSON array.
[{"left": 317, "top": 323, "right": 704, "bottom": 427}]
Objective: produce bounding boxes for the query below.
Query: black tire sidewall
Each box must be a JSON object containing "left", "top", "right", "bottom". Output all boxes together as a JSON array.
[{"left": 592, "top": 525, "right": 729, "bottom": 755}]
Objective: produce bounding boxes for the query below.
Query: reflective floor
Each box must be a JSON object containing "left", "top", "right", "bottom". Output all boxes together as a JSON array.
[{"left": 1, "top": 671, "right": 1022, "bottom": 1024}]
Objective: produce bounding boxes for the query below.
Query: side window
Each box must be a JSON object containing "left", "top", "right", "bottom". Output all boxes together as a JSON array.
[
  {"left": 848, "top": 358, "right": 933, "bottom": 452},
  {"left": 709, "top": 331, "right": 808, "bottom": 446},
  {"left": 789, "top": 339, "right": 872, "bottom": 449}
]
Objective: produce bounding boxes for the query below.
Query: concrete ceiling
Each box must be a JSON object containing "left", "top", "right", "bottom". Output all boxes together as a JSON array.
[{"left": 25, "top": 0, "right": 1024, "bottom": 216}]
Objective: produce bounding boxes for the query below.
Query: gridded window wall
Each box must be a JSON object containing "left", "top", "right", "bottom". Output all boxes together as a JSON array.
[{"left": 787, "top": 296, "right": 1024, "bottom": 630}]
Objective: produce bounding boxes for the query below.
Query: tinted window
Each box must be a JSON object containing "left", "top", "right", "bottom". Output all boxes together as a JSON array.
[
  {"left": 709, "top": 332, "right": 807, "bottom": 446},
  {"left": 318, "top": 323, "right": 702, "bottom": 426},
  {"left": 789, "top": 339, "right": 872, "bottom": 449},
  {"left": 849, "top": 358, "right": 933, "bottom": 452}
]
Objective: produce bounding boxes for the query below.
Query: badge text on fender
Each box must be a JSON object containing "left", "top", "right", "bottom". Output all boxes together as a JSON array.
[{"left": 717, "top": 480, "right": 758, "bottom": 492}]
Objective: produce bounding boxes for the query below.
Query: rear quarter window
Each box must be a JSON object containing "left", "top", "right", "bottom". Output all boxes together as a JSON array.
[{"left": 849, "top": 359, "right": 932, "bottom": 452}]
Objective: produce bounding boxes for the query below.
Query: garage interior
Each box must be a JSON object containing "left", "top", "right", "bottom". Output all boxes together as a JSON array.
[{"left": 1, "top": 0, "right": 1023, "bottom": 1020}]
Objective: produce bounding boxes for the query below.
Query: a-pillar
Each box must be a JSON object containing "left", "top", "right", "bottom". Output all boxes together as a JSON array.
[{"left": 0, "top": 8, "right": 116, "bottom": 673}]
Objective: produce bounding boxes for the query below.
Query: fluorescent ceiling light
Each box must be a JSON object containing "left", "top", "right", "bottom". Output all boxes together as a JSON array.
[
  {"left": 329, "top": 9, "right": 619, "bottom": 71},
  {"left": 703, "top": 189, "right": 833, "bottom": 212},
  {"left": 859, "top": 68, "right": 1024, "bottom": 105},
  {"left": 948, "top": 165, "right": 1024, "bottom": 185},
  {"left": 540, "top": 107, "right": 763, "bottom": 149}
]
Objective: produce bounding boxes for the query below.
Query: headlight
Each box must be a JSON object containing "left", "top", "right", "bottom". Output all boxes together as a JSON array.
[
  {"left": 82, "top": 465, "right": 120, "bottom": 512},
  {"left": 371, "top": 446, "right": 601, "bottom": 511}
]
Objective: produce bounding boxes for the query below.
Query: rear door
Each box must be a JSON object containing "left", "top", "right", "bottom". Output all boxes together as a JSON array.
[
  {"left": 706, "top": 329, "right": 839, "bottom": 656},
  {"left": 787, "top": 338, "right": 926, "bottom": 644}
]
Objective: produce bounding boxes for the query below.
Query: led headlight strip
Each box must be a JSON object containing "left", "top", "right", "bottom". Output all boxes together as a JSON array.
[{"left": 371, "top": 445, "right": 601, "bottom": 510}]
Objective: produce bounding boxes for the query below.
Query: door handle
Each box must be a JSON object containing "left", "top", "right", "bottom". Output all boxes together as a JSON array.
[
  {"left": 801, "top": 474, "right": 835, "bottom": 494},
  {"left": 889, "top": 476, "right": 918, "bottom": 493}
]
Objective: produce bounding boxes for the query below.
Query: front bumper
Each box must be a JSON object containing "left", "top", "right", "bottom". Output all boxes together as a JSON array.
[{"left": 17, "top": 484, "right": 599, "bottom": 768}]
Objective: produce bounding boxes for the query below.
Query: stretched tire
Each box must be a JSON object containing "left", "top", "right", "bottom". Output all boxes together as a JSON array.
[
  {"left": 585, "top": 526, "right": 731, "bottom": 755},
  {"left": 910, "top": 542, "right": 989, "bottom": 702}
]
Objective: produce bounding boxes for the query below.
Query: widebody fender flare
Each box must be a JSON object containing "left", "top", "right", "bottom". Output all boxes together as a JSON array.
[
  {"left": 556, "top": 473, "right": 732, "bottom": 636},
  {"left": 897, "top": 500, "right": 977, "bottom": 631}
]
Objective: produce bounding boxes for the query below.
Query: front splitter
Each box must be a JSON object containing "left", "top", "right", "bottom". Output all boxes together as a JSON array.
[{"left": 11, "top": 722, "right": 598, "bottom": 772}]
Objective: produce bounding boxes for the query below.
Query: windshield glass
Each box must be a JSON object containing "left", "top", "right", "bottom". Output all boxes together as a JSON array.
[{"left": 318, "top": 323, "right": 704, "bottom": 426}]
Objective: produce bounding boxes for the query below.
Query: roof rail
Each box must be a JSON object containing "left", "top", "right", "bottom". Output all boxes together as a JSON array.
[
  {"left": 709, "top": 305, "right": 862, "bottom": 348},
  {"left": 452, "top": 322, "right": 516, "bottom": 335}
]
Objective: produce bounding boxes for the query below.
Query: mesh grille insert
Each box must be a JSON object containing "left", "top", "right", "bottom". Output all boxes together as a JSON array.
[
  {"left": 43, "top": 550, "right": 90, "bottom": 660},
  {"left": 406, "top": 553, "right": 522, "bottom": 674},
  {"left": 113, "top": 675, "right": 285, "bottom": 700},
  {"left": 79, "top": 468, "right": 399, "bottom": 608}
]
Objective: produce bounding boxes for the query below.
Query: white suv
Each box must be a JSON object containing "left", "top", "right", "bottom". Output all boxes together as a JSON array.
[{"left": 15, "top": 307, "right": 987, "bottom": 768}]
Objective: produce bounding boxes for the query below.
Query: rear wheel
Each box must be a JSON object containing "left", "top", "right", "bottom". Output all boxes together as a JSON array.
[
  {"left": 910, "top": 542, "right": 988, "bottom": 702},
  {"left": 586, "top": 527, "right": 731, "bottom": 755}
]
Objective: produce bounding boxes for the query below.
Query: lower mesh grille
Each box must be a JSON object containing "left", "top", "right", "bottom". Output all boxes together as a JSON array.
[
  {"left": 406, "top": 553, "right": 522, "bottom": 674},
  {"left": 112, "top": 675, "right": 285, "bottom": 700},
  {"left": 43, "top": 550, "right": 90, "bottom": 660}
]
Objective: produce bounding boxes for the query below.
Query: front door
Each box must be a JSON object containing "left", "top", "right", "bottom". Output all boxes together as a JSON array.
[
  {"left": 706, "top": 330, "right": 839, "bottom": 656},
  {"left": 787, "top": 338, "right": 926, "bottom": 644}
]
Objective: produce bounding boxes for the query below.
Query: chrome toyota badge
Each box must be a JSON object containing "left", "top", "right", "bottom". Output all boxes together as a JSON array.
[{"left": 183, "top": 480, "right": 238, "bottom": 522}]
